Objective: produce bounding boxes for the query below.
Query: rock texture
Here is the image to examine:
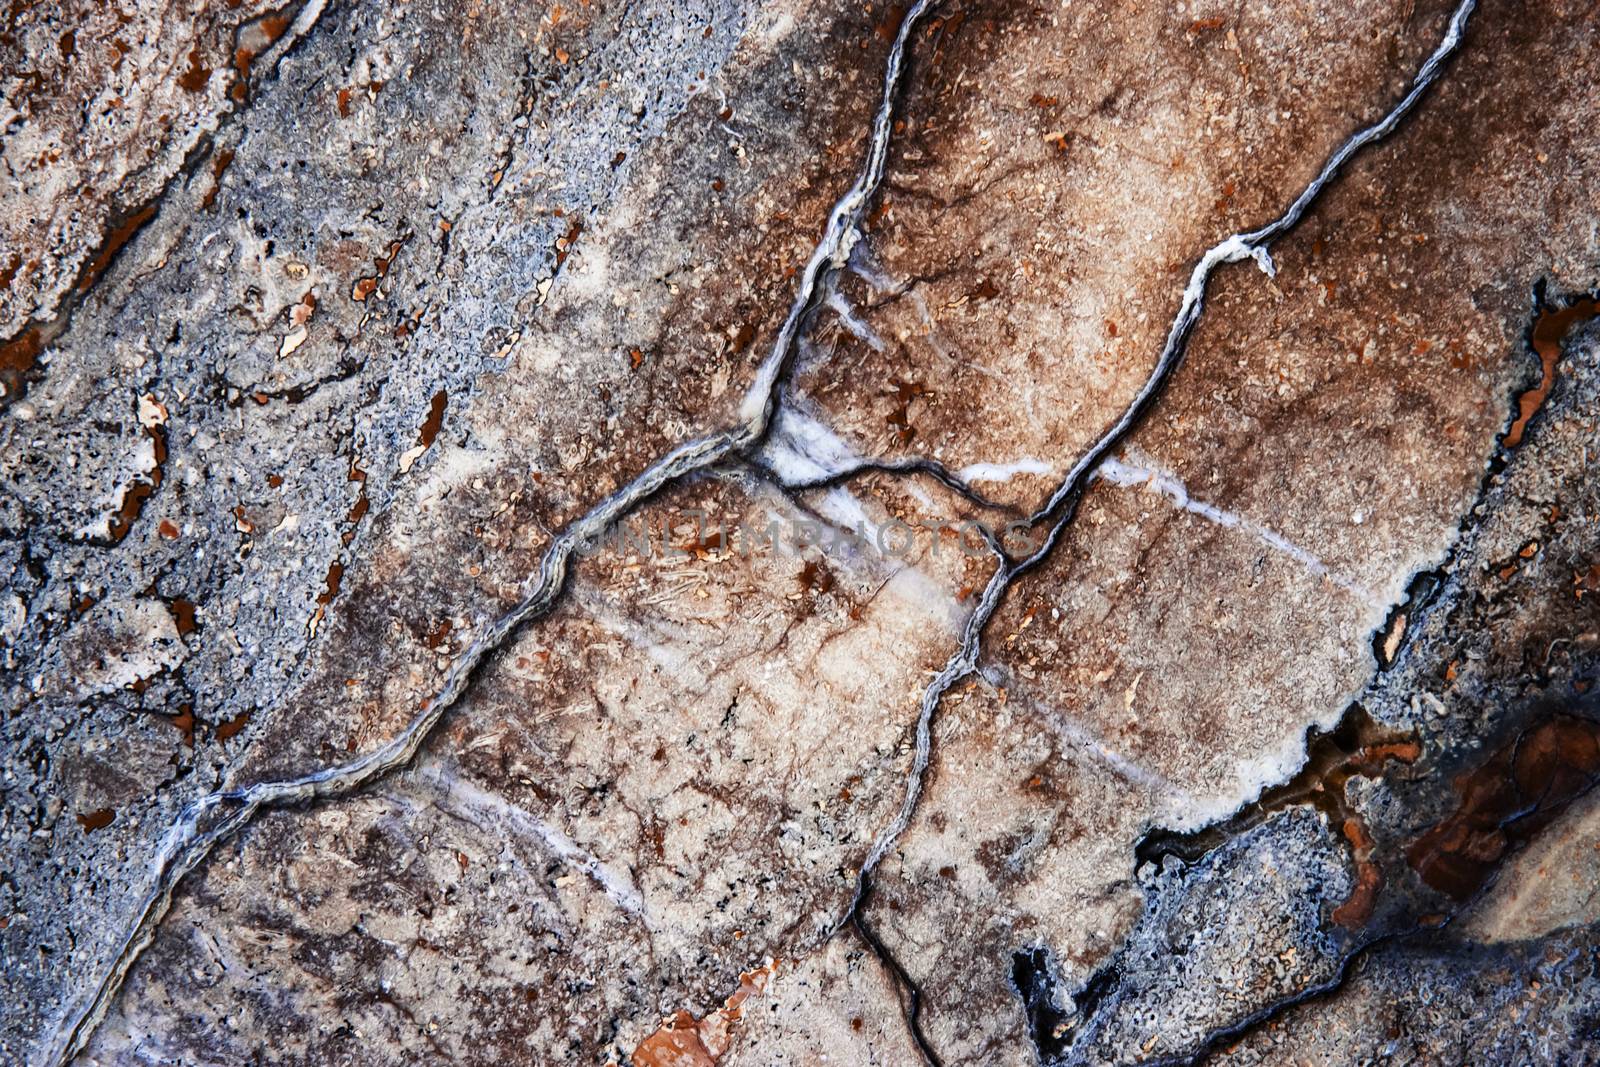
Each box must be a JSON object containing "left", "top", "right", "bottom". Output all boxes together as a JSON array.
[{"left": 3, "top": 0, "right": 1600, "bottom": 1065}]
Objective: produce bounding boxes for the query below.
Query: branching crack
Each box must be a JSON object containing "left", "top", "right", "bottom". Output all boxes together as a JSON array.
[
  {"left": 827, "top": 2, "right": 1481, "bottom": 1063},
  {"left": 44, "top": 2, "right": 939, "bottom": 1062}
]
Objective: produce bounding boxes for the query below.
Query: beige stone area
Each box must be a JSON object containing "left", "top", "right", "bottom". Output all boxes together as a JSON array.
[
  {"left": 793, "top": 0, "right": 1466, "bottom": 505},
  {"left": 1458, "top": 787, "right": 1600, "bottom": 944},
  {"left": 82, "top": 468, "right": 996, "bottom": 1062}
]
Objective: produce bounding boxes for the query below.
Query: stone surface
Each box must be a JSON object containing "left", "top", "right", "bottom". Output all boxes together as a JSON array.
[{"left": 3, "top": 0, "right": 1600, "bottom": 1065}]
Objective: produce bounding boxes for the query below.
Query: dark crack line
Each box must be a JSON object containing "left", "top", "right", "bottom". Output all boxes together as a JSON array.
[
  {"left": 745, "top": 452, "right": 1022, "bottom": 516},
  {"left": 43, "top": 2, "right": 941, "bottom": 1062},
  {"left": 1130, "top": 919, "right": 1433, "bottom": 1067},
  {"left": 828, "top": 2, "right": 1480, "bottom": 1062},
  {"left": 853, "top": 873, "right": 944, "bottom": 1066}
]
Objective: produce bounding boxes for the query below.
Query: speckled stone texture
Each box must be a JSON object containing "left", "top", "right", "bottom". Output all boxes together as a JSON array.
[{"left": 3, "top": 1, "right": 1600, "bottom": 1065}]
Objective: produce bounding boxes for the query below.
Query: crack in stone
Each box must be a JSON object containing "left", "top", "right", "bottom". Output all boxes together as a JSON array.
[
  {"left": 1062, "top": 287, "right": 1600, "bottom": 1067},
  {"left": 43, "top": 2, "right": 940, "bottom": 1062},
  {"left": 824, "top": 2, "right": 1481, "bottom": 1061}
]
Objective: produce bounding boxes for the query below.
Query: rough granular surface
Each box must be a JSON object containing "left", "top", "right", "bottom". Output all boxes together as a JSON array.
[{"left": 4, "top": 1, "right": 1600, "bottom": 1064}]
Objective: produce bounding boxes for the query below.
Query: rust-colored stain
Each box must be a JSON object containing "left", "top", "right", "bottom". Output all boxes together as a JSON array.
[
  {"left": 167, "top": 598, "right": 198, "bottom": 636},
  {"left": 631, "top": 962, "right": 775, "bottom": 1067},
  {"left": 1505, "top": 298, "right": 1599, "bottom": 448},
  {"left": 1407, "top": 714, "right": 1600, "bottom": 901},
  {"left": 967, "top": 278, "right": 1001, "bottom": 301},
  {"left": 171, "top": 705, "right": 197, "bottom": 748},
  {"left": 341, "top": 459, "right": 370, "bottom": 546},
  {"left": 352, "top": 240, "right": 405, "bottom": 302},
  {"left": 0, "top": 326, "right": 44, "bottom": 398},
  {"left": 77, "top": 202, "right": 158, "bottom": 295},
  {"left": 214, "top": 710, "right": 253, "bottom": 741},
  {"left": 424, "top": 618, "right": 453, "bottom": 649},
  {"left": 886, "top": 379, "right": 929, "bottom": 443},
  {"left": 873, "top": 3, "right": 908, "bottom": 43},
  {"left": 418, "top": 389, "right": 448, "bottom": 449},
  {"left": 108, "top": 413, "right": 168, "bottom": 545},
  {"left": 200, "top": 147, "right": 235, "bottom": 211},
  {"left": 554, "top": 219, "right": 583, "bottom": 269},
  {"left": 177, "top": 44, "right": 212, "bottom": 93},
  {"left": 77, "top": 808, "right": 115, "bottom": 832},
  {"left": 291, "top": 289, "right": 317, "bottom": 327},
  {"left": 230, "top": 11, "right": 292, "bottom": 102},
  {"left": 798, "top": 560, "right": 834, "bottom": 594},
  {"left": 674, "top": 527, "right": 725, "bottom": 559},
  {"left": 317, "top": 561, "right": 344, "bottom": 605}
]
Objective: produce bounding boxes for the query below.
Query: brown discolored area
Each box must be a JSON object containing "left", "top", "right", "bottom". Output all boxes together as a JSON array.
[
  {"left": 74, "top": 203, "right": 158, "bottom": 298},
  {"left": 76, "top": 808, "right": 115, "bottom": 832},
  {"left": 166, "top": 598, "right": 198, "bottom": 636},
  {"left": 1407, "top": 714, "right": 1600, "bottom": 902},
  {"left": 22, "top": 0, "right": 1600, "bottom": 1064},
  {"left": 176, "top": 44, "right": 212, "bottom": 93},
  {"left": 0, "top": 326, "right": 44, "bottom": 399},
  {"left": 106, "top": 420, "right": 167, "bottom": 545},
  {"left": 213, "top": 710, "right": 253, "bottom": 741},
  {"left": 632, "top": 963, "right": 775, "bottom": 1067},
  {"left": 228, "top": 10, "right": 294, "bottom": 102},
  {"left": 170, "top": 706, "right": 197, "bottom": 748},
  {"left": 199, "top": 147, "right": 236, "bottom": 211},
  {"left": 417, "top": 389, "right": 448, "bottom": 449},
  {"left": 1504, "top": 296, "right": 1599, "bottom": 447}
]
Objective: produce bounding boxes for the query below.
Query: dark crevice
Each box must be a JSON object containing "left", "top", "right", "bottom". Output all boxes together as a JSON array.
[
  {"left": 852, "top": 874, "right": 943, "bottom": 1066},
  {"left": 1134, "top": 706, "right": 1417, "bottom": 873},
  {"left": 1011, "top": 946, "right": 1073, "bottom": 1060}
]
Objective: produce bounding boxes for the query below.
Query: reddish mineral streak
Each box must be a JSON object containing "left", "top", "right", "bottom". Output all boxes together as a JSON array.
[
  {"left": 418, "top": 390, "right": 448, "bottom": 449},
  {"left": 213, "top": 711, "right": 253, "bottom": 741},
  {"left": 107, "top": 422, "right": 167, "bottom": 544},
  {"left": 200, "top": 148, "right": 235, "bottom": 210},
  {"left": 1407, "top": 714, "right": 1600, "bottom": 901},
  {"left": 631, "top": 963, "right": 776, "bottom": 1067},
  {"left": 77, "top": 203, "right": 159, "bottom": 295},
  {"left": 1505, "top": 298, "right": 1599, "bottom": 448},
  {"left": 317, "top": 562, "right": 344, "bottom": 605}
]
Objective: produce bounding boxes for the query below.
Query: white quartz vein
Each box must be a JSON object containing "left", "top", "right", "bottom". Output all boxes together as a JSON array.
[
  {"left": 416, "top": 760, "right": 650, "bottom": 923},
  {"left": 1094, "top": 456, "right": 1383, "bottom": 608}
]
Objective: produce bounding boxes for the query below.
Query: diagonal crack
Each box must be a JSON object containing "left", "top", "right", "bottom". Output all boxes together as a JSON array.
[
  {"left": 829, "top": 2, "right": 1481, "bottom": 1062},
  {"left": 43, "top": 2, "right": 940, "bottom": 1063}
]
